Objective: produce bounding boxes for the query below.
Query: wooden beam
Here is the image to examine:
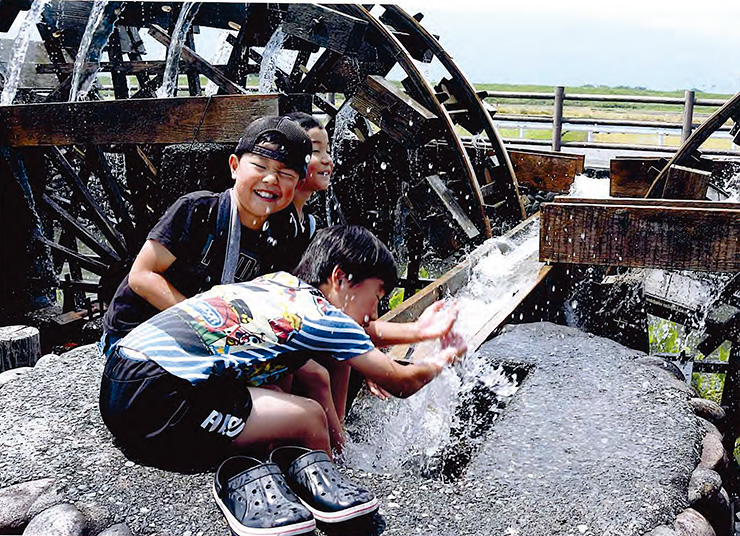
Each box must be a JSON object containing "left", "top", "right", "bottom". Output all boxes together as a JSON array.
[
  {"left": 282, "top": 4, "right": 367, "bottom": 55},
  {"left": 609, "top": 156, "right": 664, "bottom": 197},
  {"left": 554, "top": 196, "right": 740, "bottom": 209},
  {"left": 147, "top": 24, "right": 247, "bottom": 95},
  {"left": 661, "top": 164, "right": 710, "bottom": 199},
  {"left": 540, "top": 200, "right": 740, "bottom": 272},
  {"left": 350, "top": 75, "right": 439, "bottom": 147},
  {"left": 0, "top": 94, "right": 279, "bottom": 146},
  {"left": 508, "top": 149, "right": 584, "bottom": 193}
]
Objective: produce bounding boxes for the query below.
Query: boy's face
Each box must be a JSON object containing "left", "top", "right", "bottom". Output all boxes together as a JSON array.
[
  {"left": 300, "top": 127, "right": 333, "bottom": 194},
  {"left": 228, "top": 150, "right": 301, "bottom": 229},
  {"left": 333, "top": 277, "right": 385, "bottom": 327}
]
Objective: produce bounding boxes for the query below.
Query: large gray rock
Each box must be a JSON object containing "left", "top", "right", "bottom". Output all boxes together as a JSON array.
[
  {"left": 0, "top": 477, "right": 55, "bottom": 531},
  {"left": 350, "top": 322, "right": 702, "bottom": 536},
  {"left": 23, "top": 503, "right": 86, "bottom": 536},
  {"left": 674, "top": 508, "right": 717, "bottom": 536}
]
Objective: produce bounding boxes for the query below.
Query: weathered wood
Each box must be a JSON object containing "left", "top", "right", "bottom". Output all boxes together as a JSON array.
[
  {"left": 0, "top": 94, "right": 279, "bottom": 146},
  {"left": 508, "top": 149, "right": 583, "bottom": 193},
  {"left": 350, "top": 75, "right": 439, "bottom": 147},
  {"left": 0, "top": 326, "right": 40, "bottom": 373},
  {"left": 609, "top": 156, "right": 664, "bottom": 197},
  {"left": 540, "top": 201, "right": 740, "bottom": 272},
  {"left": 662, "top": 164, "right": 710, "bottom": 199},
  {"left": 377, "top": 8, "right": 435, "bottom": 63},
  {"left": 425, "top": 175, "right": 480, "bottom": 239},
  {"left": 282, "top": 4, "right": 367, "bottom": 55},
  {"left": 554, "top": 196, "right": 740, "bottom": 210}
]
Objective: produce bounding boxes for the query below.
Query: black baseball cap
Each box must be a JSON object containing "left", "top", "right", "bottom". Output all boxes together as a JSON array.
[{"left": 234, "top": 116, "right": 312, "bottom": 179}]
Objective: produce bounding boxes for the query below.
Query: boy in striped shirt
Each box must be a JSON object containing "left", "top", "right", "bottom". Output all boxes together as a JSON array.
[{"left": 99, "top": 225, "right": 466, "bottom": 470}]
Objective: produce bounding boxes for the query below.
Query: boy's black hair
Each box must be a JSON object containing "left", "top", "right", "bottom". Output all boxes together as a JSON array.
[
  {"left": 234, "top": 116, "right": 312, "bottom": 179},
  {"left": 293, "top": 225, "right": 398, "bottom": 292},
  {"left": 284, "top": 111, "right": 323, "bottom": 132}
]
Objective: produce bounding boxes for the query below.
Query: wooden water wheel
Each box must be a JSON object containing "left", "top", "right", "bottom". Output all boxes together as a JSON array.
[{"left": 0, "top": 2, "right": 524, "bottom": 324}]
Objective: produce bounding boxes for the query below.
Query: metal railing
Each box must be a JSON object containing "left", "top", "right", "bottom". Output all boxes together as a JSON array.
[{"left": 481, "top": 87, "right": 736, "bottom": 157}]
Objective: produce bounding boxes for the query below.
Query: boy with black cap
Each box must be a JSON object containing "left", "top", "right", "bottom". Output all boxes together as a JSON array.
[{"left": 100, "top": 116, "right": 312, "bottom": 356}]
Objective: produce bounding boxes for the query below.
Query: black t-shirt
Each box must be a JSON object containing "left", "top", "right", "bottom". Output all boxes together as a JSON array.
[
  {"left": 103, "top": 190, "right": 293, "bottom": 338},
  {"left": 268, "top": 203, "right": 317, "bottom": 273}
]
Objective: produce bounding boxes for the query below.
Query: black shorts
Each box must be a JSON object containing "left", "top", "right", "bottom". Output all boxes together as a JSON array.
[{"left": 99, "top": 347, "right": 253, "bottom": 471}]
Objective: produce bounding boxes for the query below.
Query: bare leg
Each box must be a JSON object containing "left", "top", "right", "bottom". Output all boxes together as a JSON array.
[
  {"left": 233, "top": 387, "right": 331, "bottom": 455},
  {"left": 292, "top": 360, "right": 345, "bottom": 452}
]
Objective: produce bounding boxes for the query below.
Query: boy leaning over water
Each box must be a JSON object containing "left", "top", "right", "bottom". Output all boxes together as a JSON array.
[{"left": 99, "top": 225, "right": 465, "bottom": 470}]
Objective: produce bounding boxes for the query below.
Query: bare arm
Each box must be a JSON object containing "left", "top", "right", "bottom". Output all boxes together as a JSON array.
[
  {"left": 348, "top": 341, "right": 464, "bottom": 399},
  {"left": 365, "top": 300, "right": 457, "bottom": 347},
  {"left": 127, "top": 239, "right": 186, "bottom": 311}
]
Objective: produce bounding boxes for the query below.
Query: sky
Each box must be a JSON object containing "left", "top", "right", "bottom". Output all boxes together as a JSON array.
[
  {"left": 3, "top": 1, "right": 740, "bottom": 94},
  {"left": 396, "top": 0, "right": 740, "bottom": 93}
]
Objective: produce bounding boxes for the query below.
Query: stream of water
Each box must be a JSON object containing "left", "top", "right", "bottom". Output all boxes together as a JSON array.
[
  {"left": 156, "top": 1, "right": 200, "bottom": 98},
  {"left": 0, "top": 0, "right": 50, "bottom": 106}
]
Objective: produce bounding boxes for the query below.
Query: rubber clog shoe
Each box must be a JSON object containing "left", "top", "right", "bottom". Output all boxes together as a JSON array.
[
  {"left": 270, "top": 446, "right": 378, "bottom": 523},
  {"left": 213, "top": 456, "right": 316, "bottom": 536}
]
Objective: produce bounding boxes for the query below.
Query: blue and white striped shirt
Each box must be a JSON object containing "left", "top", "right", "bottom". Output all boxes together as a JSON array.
[{"left": 117, "top": 272, "right": 374, "bottom": 385}]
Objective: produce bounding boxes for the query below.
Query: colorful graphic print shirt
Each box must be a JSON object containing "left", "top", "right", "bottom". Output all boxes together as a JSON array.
[{"left": 117, "top": 272, "right": 375, "bottom": 386}]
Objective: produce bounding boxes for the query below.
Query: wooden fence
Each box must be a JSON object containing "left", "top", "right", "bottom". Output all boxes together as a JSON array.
[{"left": 482, "top": 87, "right": 736, "bottom": 157}]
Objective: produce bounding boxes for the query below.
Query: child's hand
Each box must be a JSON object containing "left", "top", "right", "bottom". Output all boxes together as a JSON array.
[
  {"left": 441, "top": 329, "right": 467, "bottom": 357},
  {"left": 366, "top": 379, "right": 391, "bottom": 400},
  {"left": 415, "top": 300, "right": 459, "bottom": 341}
]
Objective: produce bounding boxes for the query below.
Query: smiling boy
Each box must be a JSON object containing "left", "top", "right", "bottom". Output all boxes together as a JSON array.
[{"left": 101, "top": 116, "right": 312, "bottom": 355}]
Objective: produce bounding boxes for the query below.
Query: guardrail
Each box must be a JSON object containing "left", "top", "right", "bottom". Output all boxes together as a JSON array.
[{"left": 481, "top": 87, "right": 737, "bottom": 157}]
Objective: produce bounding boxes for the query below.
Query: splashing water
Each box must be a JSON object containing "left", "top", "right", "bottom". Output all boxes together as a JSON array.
[
  {"left": 343, "top": 224, "right": 541, "bottom": 475},
  {"left": 69, "top": 0, "right": 121, "bottom": 102},
  {"left": 258, "top": 27, "right": 286, "bottom": 93},
  {"left": 156, "top": 1, "right": 200, "bottom": 98},
  {"left": 0, "top": 0, "right": 51, "bottom": 106},
  {"left": 568, "top": 173, "right": 611, "bottom": 199},
  {"left": 204, "top": 29, "right": 234, "bottom": 96}
]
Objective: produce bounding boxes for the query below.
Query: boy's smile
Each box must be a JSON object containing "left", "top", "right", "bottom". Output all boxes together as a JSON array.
[
  {"left": 302, "top": 127, "right": 333, "bottom": 193},
  {"left": 229, "top": 152, "right": 301, "bottom": 229}
]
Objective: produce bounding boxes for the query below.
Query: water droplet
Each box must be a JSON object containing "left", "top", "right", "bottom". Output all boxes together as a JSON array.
[{"left": 380, "top": 162, "right": 388, "bottom": 170}]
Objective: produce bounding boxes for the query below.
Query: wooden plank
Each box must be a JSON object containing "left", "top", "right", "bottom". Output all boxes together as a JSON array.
[
  {"left": 148, "top": 24, "right": 247, "bottom": 95},
  {"left": 426, "top": 175, "right": 480, "bottom": 239},
  {"left": 661, "top": 164, "right": 710, "bottom": 199},
  {"left": 508, "top": 149, "right": 583, "bottom": 193},
  {"left": 350, "top": 74, "right": 439, "bottom": 147},
  {"left": 554, "top": 196, "right": 740, "bottom": 210},
  {"left": 609, "top": 156, "right": 664, "bottom": 197},
  {"left": 0, "top": 94, "right": 279, "bottom": 146},
  {"left": 283, "top": 4, "right": 367, "bottom": 55},
  {"left": 540, "top": 201, "right": 740, "bottom": 272}
]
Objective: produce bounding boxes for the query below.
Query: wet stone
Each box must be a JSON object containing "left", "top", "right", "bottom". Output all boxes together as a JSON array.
[
  {"left": 645, "top": 527, "right": 679, "bottom": 536},
  {"left": 366, "top": 322, "right": 701, "bottom": 536},
  {"left": 688, "top": 467, "right": 721, "bottom": 506},
  {"left": 689, "top": 398, "right": 726, "bottom": 425},
  {"left": 698, "top": 434, "right": 728, "bottom": 473}
]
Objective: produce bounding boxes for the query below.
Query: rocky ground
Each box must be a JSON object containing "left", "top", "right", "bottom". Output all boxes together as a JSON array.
[{"left": 0, "top": 322, "right": 707, "bottom": 535}]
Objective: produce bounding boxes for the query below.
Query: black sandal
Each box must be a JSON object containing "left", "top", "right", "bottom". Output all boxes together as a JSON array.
[
  {"left": 270, "top": 446, "right": 378, "bottom": 523},
  {"left": 213, "top": 456, "right": 316, "bottom": 536}
]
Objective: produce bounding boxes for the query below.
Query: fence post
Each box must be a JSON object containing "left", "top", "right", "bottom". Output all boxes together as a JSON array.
[
  {"left": 681, "top": 89, "right": 695, "bottom": 142},
  {"left": 552, "top": 86, "right": 564, "bottom": 151}
]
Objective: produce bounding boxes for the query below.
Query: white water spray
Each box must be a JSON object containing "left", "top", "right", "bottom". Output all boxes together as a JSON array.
[
  {"left": 69, "top": 0, "right": 117, "bottom": 102},
  {"left": 156, "top": 1, "right": 200, "bottom": 98},
  {"left": 258, "top": 27, "right": 287, "bottom": 93},
  {"left": 0, "top": 0, "right": 50, "bottom": 106}
]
